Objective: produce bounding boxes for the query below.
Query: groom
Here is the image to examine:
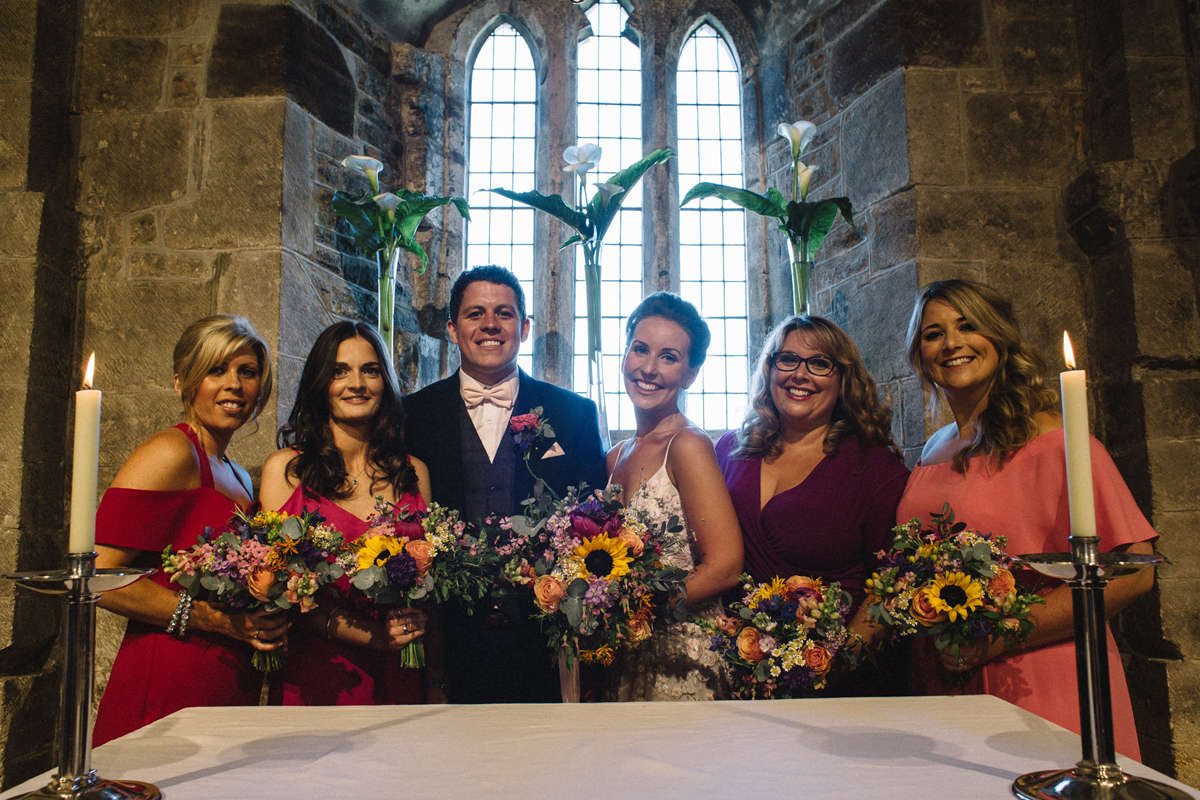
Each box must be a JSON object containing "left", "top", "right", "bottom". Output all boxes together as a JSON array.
[{"left": 404, "top": 265, "right": 607, "bottom": 703}]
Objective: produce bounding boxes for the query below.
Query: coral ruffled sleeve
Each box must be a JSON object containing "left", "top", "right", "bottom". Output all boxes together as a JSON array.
[{"left": 95, "top": 487, "right": 212, "bottom": 553}]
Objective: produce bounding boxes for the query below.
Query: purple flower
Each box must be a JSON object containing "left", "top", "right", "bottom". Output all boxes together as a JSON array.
[{"left": 384, "top": 550, "right": 419, "bottom": 590}]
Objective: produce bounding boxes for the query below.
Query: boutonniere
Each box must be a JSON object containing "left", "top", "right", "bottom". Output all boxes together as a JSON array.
[{"left": 510, "top": 406, "right": 555, "bottom": 457}]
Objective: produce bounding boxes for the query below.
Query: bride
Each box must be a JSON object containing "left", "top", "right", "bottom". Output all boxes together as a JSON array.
[{"left": 605, "top": 292, "right": 743, "bottom": 701}]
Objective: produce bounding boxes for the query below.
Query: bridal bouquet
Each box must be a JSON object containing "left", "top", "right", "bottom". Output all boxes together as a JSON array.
[
  {"left": 162, "top": 508, "right": 355, "bottom": 671},
  {"left": 492, "top": 484, "right": 689, "bottom": 667},
  {"left": 703, "top": 573, "right": 854, "bottom": 698},
  {"left": 863, "top": 503, "right": 1043, "bottom": 674}
]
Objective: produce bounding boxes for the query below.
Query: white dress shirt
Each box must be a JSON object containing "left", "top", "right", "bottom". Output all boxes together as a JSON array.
[{"left": 459, "top": 368, "right": 519, "bottom": 463}]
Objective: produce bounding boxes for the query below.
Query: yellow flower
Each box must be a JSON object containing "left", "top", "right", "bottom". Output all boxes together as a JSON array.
[
  {"left": 580, "top": 644, "right": 615, "bottom": 666},
  {"left": 357, "top": 534, "right": 406, "bottom": 571},
  {"left": 926, "top": 571, "right": 984, "bottom": 622},
  {"left": 573, "top": 534, "right": 631, "bottom": 580},
  {"left": 747, "top": 576, "right": 787, "bottom": 610},
  {"left": 250, "top": 510, "right": 285, "bottom": 528}
]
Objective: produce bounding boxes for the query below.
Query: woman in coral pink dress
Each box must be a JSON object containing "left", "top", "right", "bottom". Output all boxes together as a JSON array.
[
  {"left": 93, "top": 315, "right": 286, "bottom": 746},
  {"left": 259, "top": 322, "right": 435, "bottom": 705},
  {"left": 898, "top": 280, "right": 1156, "bottom": 760}
]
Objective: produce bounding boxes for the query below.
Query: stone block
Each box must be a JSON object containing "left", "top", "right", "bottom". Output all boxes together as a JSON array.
[
  {"left": 171, "top": 43, "right": 205, "bottom": 66},
  {"left": 0, "top": 193, "right": 43, "bottom": 257},
  {"left": 1129, "top": 241, "right": 1200, "bottom": 357},
  {"left": 913, "top": 258, "right": 987, "bottom": 287},
  {"left": 1139, "top": 372, "right": 1200, "bottom": 440},
  {"left": 1154, "top": 510, "right": 1200, "bottom": 580},
  {"left": 1156, "top": 578, "right": 1200, "bottom": 658},
  {"left": 827, "top": 264, "right": 918, "bottom": 383},
  {"left": 1122, "top": 0, "right": 1187, "bottom": 57},
  {"left": 0, "top": 671, "right": 60, "bottom": 787},
  {"left": 317, "top": 1, "right": 389, "bottom": 77},
  {"left": 0, "top": 83, "right": 32, "bottom": 190},
  {"left": 964, "top": 92, "right": 1079, "bottom": 188},
  {"left": 0, "top": 386, "right": 27, "bottom": 463},
  {"left": 900, "top": 376, "right": 926, "bottom": 448},
  {"left": 98, "top": 389, "right": 180, "bottom": 470},
  {"left": 870, "top": 188, "right": 917, "bottom": 271},
  {"left": 903, "top": 69, "right": 965, "bottom": 186},
  {"left": 960, "top": 69, "right": 1002, "bottom": 92},
  {"left": 996, "top": 16, "right": 1080, "bottom": 91},
  {"left": 915, "top": 186, "right": 1061, "bottom": 262},
  {"left": 79, "top": 281, "right": 210, "bottom": 392},
  {"left": 828, "top": 1, "right": 902, "bottom": 109},
  {"left": 129, "top": 213, "right": 157, "bottom": 246},
  {"left": 78, "top": 111, "right": 189, "bottom": 215},
  {"left": 1165, "top": 149, "right": 1200, "bottom": 239},
  {"left": 0, "top": 263, "right": 34, "bottom": 375},
  {"left": 75, "top": 37, "right": 167, "bottom": 114},
  {"left": 276, "top": 354, "right": 305, "bottom": 423},
  {"left": 899, "top": 0, "right": 987, "bottom": 68},
  {"left": 169, "top": 69, "right": 201, "bottom": 108},
  {"left": 162, "top": 100, "right": 285, "bottom": 249},
  {"left": 78, "top": 215, "right": 126, "bottom": 279},
  {"left": 1148, "top": 438, "right": 1200, "bottom": 513},
  {"left": 1164, "top": 657, "right": 1200, "bottom": 748},
  {"left": 811, "top": 241, "right": 868, "bottom": 296},
  {"left": 83, "top": 0, "right": 202, "bottom": 36},
  {"left": 0, "top": 0, "right": 36, "bottom": 80},
  {"left": 215, "top": 250, "right": 281, "bottom": 353},
  {"left": 128, "top": 251, "right": 210, "bottom": 278},
  {"left": 1127, "top": 58, "right": 1196, "bottom": 162},
  {"left": 283, "top": 101, "right": 316, "bottom": 257},
  {"left": 843, "top": 70, "right": 909, "bottom": 208},
  {"left": 1067, "top": 161, "right": 1170, "bottom": 242},
  {"left": 392, "top": 42, "right": 446, "bottom": 88},
  {"left": 987, "top": 259, "right": 1084, "bottom": 363},
  {"left": 280, "top": 253, "right": 334, "bottom": 360}
]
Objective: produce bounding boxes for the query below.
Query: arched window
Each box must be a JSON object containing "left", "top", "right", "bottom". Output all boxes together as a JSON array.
[
  {"left": 465, "top": 23, "right": 537, "bottom": 374},
  {"left": 573, "top": 0, "right": 644, "bottom": 431},
  {"left": 676, "top": 24, "right": 747, "bottom": 430}
]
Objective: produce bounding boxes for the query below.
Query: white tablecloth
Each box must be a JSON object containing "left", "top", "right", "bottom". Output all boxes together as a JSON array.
[{"left": 4, "top": 696, "right": 1195, "bottom": 799}]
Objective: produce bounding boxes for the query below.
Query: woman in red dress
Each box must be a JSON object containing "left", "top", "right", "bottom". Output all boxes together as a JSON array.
[
  {"left": 259, "top": 321, "right": 436, "bottom": 705},
  {"left": 898, "top": 279, "right": 1156, "bottom": 760},
  {"left": 93, "top": 315, "right": 285, "bottom": 746}
]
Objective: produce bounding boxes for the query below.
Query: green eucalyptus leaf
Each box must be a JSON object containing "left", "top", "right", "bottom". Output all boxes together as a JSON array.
[
  {"left": 567, "top": 577, "right": 589, "bottom": 598},
  {"left": 282, "top": 516, "right": 304, "bottom": 541},
  {"left": 200, "top": 575, "right": 221, "bottom": 591},
  {"left": 561, "top": 595, "right": 584, "bottom": 628}
]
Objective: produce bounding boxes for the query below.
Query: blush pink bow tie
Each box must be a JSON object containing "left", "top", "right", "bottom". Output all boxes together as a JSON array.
[{"left": 461, "top": 382, "right": 515, "bottom": 409}]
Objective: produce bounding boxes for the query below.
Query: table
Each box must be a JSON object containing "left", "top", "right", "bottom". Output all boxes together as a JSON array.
[{"left": 4, "top": 696, "right": 1195, "bottom": 799}]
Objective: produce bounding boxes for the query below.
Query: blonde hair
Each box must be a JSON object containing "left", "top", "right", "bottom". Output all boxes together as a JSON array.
[
  {"left": 906, "top": 280, "right": 1059, "bottom": 472},
  {"left": 173, "top": 315, "right": 273, "bottom": 424},
  {"left": 734, "top": 315, "right": 899, "bottom": 462}
]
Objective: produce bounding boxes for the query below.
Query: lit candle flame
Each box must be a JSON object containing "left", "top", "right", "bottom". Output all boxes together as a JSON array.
[{"left": 83, "top": 353, "right": 96, "bottom": 389}]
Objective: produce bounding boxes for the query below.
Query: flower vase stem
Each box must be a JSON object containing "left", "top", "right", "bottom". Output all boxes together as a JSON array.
[
  {"left": 789, "top": 237, "right": 811, "bottom": 315},
  {"left": 399, "top": 639, "right": 425, "bottom": 669},
  {"left": 583, "top": 244, "right": 611, "bottom": 448},
  {"left": 377, "top": 249, "right": 399, "bottom": 361}
]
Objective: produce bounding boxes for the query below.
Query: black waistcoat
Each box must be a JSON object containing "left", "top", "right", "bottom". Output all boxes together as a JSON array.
[{"left": 459, "top": 401, "right": 517, "bottom": 525}]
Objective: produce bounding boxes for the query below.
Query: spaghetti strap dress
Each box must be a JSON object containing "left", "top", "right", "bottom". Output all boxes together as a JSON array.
[
  {"left": 897, "top": 431, "right": 1157, "bottom": 761},
  {"left": 607, "top": 434, "right": 731, "bottom": 701},
  {"left": 271, "top": 477, "right": 426, "bottom": 705},
  {"left": 93, "top": 424, "right": 259, "bottom": 746}
]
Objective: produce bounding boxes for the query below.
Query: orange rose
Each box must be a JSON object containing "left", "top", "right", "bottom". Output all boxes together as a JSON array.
[
  {"left": 804, "top": 644, "right": 832, "bottom": 675},
  {"left": 617, "top": 528, "right": 645, "bottom": 557},
  {"left": 988, "top": 568, "right": 1016, "bottom": 602},
  {"left": 786, "top": 575, "right": 821, "bottom": 594},
  {"left": 404, "top": 539, "right": 433, "bottom": 575},
  {"left": 716, "top": 614, "right": 741, "bottom": 636},
  {"left": 736, "top": 627, "right": 765, "bottom": 662},
  {"left": 911, "top": 586, "right": 949, "bottom": 626},
  {"left": 626, "top": 616, "right": 653, "bottom": 644},
  {"left": 247, "top": 567, "right": 276, "bottom": 603},
  {"left": 533, "top": 575, "right": 566, "bottom": 613}
]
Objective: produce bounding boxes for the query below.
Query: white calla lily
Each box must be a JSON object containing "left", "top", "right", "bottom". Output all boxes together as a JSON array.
[
  {"left": 797, "top": 163, "right": 819, "bottom": 201},
  {"left": 343, "top": 155, "right": 384, "bottom": 193},
  {"left": 777, "top": 120, "right": 817, "bottom": 160},
  {"left": 374, "top": 192, "right": 402, "bottom": 221},
  {"left": 593, "top": 182, "right": 625, "bottom": 207},
  {"left": 563, "top": 143, "right": 602, "bottom": 175}
]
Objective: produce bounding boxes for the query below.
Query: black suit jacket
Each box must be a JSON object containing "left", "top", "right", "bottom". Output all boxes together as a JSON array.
[{"left": 403, "top": 369, "right": 608, "bottom": 518}]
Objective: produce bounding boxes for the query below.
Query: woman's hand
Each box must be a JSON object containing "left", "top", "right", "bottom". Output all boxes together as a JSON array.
[
  {"left": 382, "top": 607, "right": 427, "bottom": 652},
  {"left": 939, "top": 637, "right": 1006, "bottom": 672},
  {"left": 197, "top": 604, "right": 290, "bottom": 651}
]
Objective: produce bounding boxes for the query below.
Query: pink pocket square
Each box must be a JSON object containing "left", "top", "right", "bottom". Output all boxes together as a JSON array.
[{"left": 541, "top": 442, "right": 566, "bottom": 459}]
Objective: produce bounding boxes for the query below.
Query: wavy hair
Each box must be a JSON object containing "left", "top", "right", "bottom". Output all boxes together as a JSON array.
[
  {"left": 173, "top": 315, "right": 273, "bottom": 425},
  {"left": 733, "top": 315, "right": 899, "bottom": 463},
  {"left": 906, "top": 279, "right": 1060, "bottom": 473},
  {"left": 277, "top": 322, "right": 417, "bottom": 500}
]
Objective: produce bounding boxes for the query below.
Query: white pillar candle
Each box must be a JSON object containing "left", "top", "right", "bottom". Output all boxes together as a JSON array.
[
  {"left": 1061, "top": 332, "right": 1098, "bottom": 541},
  {"left": 69, "top": 353, "right": 101, "bottom": 553}
]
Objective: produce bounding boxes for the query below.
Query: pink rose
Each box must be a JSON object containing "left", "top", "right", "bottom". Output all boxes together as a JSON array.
[
  {"left": 911, "top": 586, "right": 948, "bottom": 626},
  {"left": 509, "top": 413, "right": 539, "bottom": 432},
  {"left": 247, "top": 567, "right": 276, "bottom": 603},
  {"left": 736, "top": 628, "right": 765, "bottom": 662},
  {"left": 405, "top": 539, "right": 433, "bottom": 576},
  {"left": 533, "top": 575, "right": 566, "bottom": 613}
]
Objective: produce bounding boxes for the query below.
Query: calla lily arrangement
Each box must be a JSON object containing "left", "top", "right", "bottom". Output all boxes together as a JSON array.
[
  {"left": 488, "top": 145, "right": 674, "bottom": 434},
  {"left": 332, "top": 155, "right": 470, "bottom": 353},
  {"left": 681, "top": 120, "right": 853, "bottom": 314}
]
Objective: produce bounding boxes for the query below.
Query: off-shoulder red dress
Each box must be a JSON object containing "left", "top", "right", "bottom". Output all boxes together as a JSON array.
[{"left": 92, "top": 424, "right": 259, "bottom": 746}]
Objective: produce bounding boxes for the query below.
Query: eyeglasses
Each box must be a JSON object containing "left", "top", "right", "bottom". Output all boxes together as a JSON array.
[{"left": 768, "top": 352, "right": 840, "bottom": 376}]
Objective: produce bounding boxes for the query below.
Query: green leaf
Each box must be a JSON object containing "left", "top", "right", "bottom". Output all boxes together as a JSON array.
[
  {"left": 487, "top": 188, "right": 587, "bottom": 233},
  {"left": 332, "top": 192, "right": 385, "bottom": 256},
  {"left": 282, "top": 516, "right": 303, "bottom": 541},
  {"left": 681, "top": 182, "right": 786, "bottom": 218},
  {"left": 567, "top": 577, "right": 589, "bottom": 598},
  {"left": 561, "top": 595, "right": 584, "bottom": 629},
  {"left": 400, "top": 238, "right": 429, "bottom": 272},
  {"left": 593, "top": 148, "right": 674, "bottom": 242},
  {"left": 559, "top": 233, "right": 585, "bottom": 251}
]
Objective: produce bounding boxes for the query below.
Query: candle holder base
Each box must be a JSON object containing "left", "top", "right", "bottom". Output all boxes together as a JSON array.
[
  {"left": 12, "top": 773, "right": 161, "bottom": 800},
  {"left": 1012, "top": 762, "right": 1191, "bottom": 800}
]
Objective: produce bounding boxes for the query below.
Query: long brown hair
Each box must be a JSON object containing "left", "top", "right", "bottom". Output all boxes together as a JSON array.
[{"left": 906, "top": 279, "right": 1059, "bottom": 473}]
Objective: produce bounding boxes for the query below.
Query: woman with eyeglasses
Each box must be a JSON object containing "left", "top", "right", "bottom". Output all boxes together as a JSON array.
[{"left": 716, "top": 315, "right": 909, "bottom": 693}]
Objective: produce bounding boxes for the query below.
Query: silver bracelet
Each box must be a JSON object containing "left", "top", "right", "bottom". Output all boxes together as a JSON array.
[{"left": 166, "top": 591, "right": 192, "bottom": 638}]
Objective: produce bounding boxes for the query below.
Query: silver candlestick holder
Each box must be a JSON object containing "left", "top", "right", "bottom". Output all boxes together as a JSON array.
[
  {"left": 1013, "top": 537, "right": 1188, "bottom": 800},
  {"left": 7, "top": 552, "right": 160, "bottom": 800}
]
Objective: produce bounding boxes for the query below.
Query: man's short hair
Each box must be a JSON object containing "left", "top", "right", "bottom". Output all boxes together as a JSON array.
[{"left": 449, "top": 265, "right": 527, "bottom": 321}]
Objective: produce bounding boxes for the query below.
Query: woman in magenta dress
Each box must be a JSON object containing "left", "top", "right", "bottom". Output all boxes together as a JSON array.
[
  {"left": 93, "top": 315, "right": 285, "bottom": 746},
  {"left": 899, "top": 279, "right": 1156, "bottom": 760},
  {"left": 716, "top": 315, "right": 910, "bottom": 694},
  {"left": 259, "top": 321, "right": 434, "bottom": 705}
]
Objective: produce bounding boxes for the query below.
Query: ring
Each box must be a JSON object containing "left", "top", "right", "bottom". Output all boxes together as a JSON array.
[
  {"left": 956, "top": 657, "right": 964, "bottom": 666},
  {"left": 403, "top": 624, "right": 409, "bottom": 633},
  {"left": 254, "top": 630, "right": 261, "bottom": 641}
]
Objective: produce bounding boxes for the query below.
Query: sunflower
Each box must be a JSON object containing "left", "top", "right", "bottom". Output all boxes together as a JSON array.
[
  {"left": 747, "top": 576, "right": 788, "bottom": 610},
  {"left": 357, "top": 534, "right": 406, "bottom": 571},
  {"left": 574, "top": 534, "right": 632, "bottom": 580},
  {"left": 926, "top": 571, "right": 984, "bottom": 622}
]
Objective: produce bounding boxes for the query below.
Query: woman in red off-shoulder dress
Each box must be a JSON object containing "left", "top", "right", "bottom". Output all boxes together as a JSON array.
[{"left": 93, "top": 315, "right": 284, "bottom": 746}]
